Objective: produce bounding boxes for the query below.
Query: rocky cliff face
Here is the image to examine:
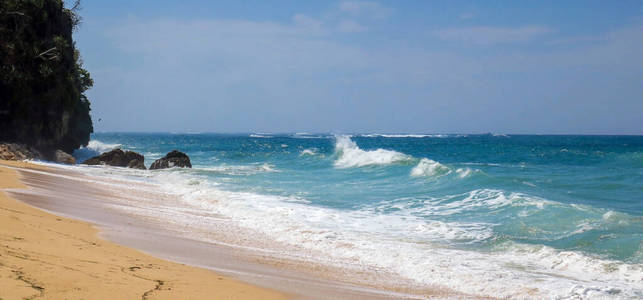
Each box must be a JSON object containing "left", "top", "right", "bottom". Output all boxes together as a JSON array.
[
  {"left": 0, "top": 143, "right": 42, "bottom": 161},
  {"left": 0, "top": 0, "right": 93, "bottom": 154}
]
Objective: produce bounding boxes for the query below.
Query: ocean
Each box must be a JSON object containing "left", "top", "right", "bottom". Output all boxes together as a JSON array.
[{"left": 63, "top": 133, "right": 643, "bottom": 298}]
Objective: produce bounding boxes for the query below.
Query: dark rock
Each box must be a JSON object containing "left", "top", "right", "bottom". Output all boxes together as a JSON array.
[
  {"left": 149, "top": 150, "right": 192, "bottom": 170},
  {"left": 82, "top": 149, "right": 146, "bottom": 169},
  {"left": 127, "top": 159, "right": 146, "bottom": 170},
  {"left": 0, "top": 143, "right": 42, "bottom": 161},
  {"left": 82, "top": 149, "right": 123, "bottom": 166},
  {"left": 53, "top": 150, "right": 76, "bottom": 164},
  {"left": 123, "top": 151, "right": 145, "bottom": 168}
]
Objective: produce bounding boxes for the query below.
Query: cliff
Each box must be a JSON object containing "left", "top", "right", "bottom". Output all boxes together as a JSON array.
[{"left": 0, "top": 0, "right": 93, "bottom": 154}]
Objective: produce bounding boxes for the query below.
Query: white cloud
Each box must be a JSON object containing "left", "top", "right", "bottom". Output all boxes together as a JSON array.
[{"left": 433, "top": 25, "right": 553, "bottom": 45}]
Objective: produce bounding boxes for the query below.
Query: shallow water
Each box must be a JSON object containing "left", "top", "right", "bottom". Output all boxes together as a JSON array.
[{"left": 66, "top": 133, "right": 642, "bottom": 299}]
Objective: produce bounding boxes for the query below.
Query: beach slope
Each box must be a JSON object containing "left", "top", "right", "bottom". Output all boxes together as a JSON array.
[{"left": 0, "top": 161, "right": 286, "bottom": 300}]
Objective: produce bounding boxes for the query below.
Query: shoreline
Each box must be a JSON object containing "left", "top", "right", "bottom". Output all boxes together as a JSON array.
[
  {"left": 0, "top": 160, "right": 445, "bottom": 299},
  {"left": 0, "top": 160, "right": 288, "bottom": 300},
  {"left": 5, "top": 152, "right": 638, "bottom": 299}
]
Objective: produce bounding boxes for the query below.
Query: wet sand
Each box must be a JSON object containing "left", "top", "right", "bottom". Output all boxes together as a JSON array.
[
  {"left": 1, "top": 161, "right": 451, "bottom": 299},
  {"left": 0, "top": 160, "right": 287, "bottom": 300}
]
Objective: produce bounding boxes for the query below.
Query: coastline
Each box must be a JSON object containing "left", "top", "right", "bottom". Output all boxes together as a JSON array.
[
  {"left": 0, "top": 160, "right": 287, "bottom": 300},
  {"left": 6, "top": 137, "right": 643, "bottom": 299},
  {"left": 0, "top": 160, "right": 442, "bottom": 299}
]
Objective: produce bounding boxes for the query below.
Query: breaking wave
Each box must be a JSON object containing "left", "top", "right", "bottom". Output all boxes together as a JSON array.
[
  {"left": 72, "top": 140, "right": 122, "bottom": 163},
  {"left": 78, "top": 165, "right": 643, "bottom": 299},
  {"left": 333, "top": 135, "right": 412, "bottom": 168},
  {"left": 86, "top": 140, "right": 121, "bottom": 153},
  {"left": 410, "top": 158, "right": 451, "bottom": 177}
]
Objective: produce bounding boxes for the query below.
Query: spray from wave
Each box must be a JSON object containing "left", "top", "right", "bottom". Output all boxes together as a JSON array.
[
  {"left": 410, "top": 158, "right": 450, "bottom": 177},
  {"left": 72, "top": 140, "right": 122, "bottom": 163},
  {"left": 455, "top": 167, "right": 475, "bottom": 178},
  {"left": 333, "top": 135, "right": 412, "bottom": 168},
  {"left": 86, "top": 140, "right": 121, "bottom": 152}
]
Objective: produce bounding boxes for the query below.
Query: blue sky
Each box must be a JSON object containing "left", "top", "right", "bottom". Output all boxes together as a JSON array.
[{"left": 73, "top": 1, "right": 643, "bottom": 134}]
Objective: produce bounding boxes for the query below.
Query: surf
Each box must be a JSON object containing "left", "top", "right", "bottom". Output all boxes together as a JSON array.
[{"left": 333, "top": 135, "right": 412, "bottom": 168}]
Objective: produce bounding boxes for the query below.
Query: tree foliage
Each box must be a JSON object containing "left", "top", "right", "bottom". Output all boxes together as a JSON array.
[{"left": 0, "top": 0, "right": 93, "bottom": 153}]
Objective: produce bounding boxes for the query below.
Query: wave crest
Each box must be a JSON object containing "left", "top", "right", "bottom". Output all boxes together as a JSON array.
[
  {"left": 410, "top": 158, "right": 450, "bottom": 177},
  {"left": 333, "top": 135, "right": 411, "bottom": 168},
  {"left": 58, "top": 161, "right": 643, "bottom": 299},
  {"left": 300, "top": 148, "right": 317, "bottom": 156},
  {"left": 87, "top": 140, "right": 121, "bottom": 153},
  {"left": 72, "top": 140, "right": 122, "bottom": 163}
]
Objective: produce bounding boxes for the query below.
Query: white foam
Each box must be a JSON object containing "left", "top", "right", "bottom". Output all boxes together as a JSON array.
[
  {"left": 86, "top": 140, "right": 122, "bottom": 152},
  {"left": 410, "top": 158, "right": 451, "bottom": 177},
  {"left": 360, "top": 134, "right": 448, "bottom": 138},
  {"left": 333, "top": 135, "right": 412, "bottom": 168},
  {"left": 154, "top": 179, "right": 643, "bottom": 299},
  {"left": 602, "top": 210, "right": 631, "bottom": 225},
  {"left": 603, "top": 210, "right": 617, "bottom": 221},
  {"left": 194, "top": 163, "right": 278, "bottom": 175},
  {"left": 379, "top": 189, "right": 552, "bottom": 217},
  {"left": 36, "top": 162, "right": 643, "bottom": 299},
  {"left": 300, "top": 148, "right": 317, "bottom": 156},
  {"left": 455, "top": 167, "right": 473, "bottom": 178},
  {"left": 72, "top": 140, "right": 123, "bottom": 162}
]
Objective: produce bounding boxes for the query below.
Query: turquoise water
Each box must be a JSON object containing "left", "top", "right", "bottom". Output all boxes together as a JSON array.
[{"left": 72, "top": 133, "right": 643, "bottom": 298}]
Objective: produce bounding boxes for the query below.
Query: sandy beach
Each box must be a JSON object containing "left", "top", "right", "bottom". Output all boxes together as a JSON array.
[
  {"left": 0, "top": 160, "right": 287, "bottom": 300},
  {"left": 0, "top": 160, "right": 425, "bottom": 300}
]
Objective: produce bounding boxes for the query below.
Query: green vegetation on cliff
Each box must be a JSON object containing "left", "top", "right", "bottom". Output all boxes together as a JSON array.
[{"left": 0, "top": 0, "right": 92, "bottom": 154}]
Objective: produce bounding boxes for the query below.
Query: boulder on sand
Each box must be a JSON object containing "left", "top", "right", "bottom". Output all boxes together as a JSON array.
[
  {"left": 82, "top": 149, "right": 146, "bottom": 169},
  {"left": 149, "top": 150, "right": 191, "bottom": 170},
  {"left": 126, "top": 159, "right": 146, "bottom": 170},
  {"left": 53, "top": 150, "right": 76, "bottom": 164}
]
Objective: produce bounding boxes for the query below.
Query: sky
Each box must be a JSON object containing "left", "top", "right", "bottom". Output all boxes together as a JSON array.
[{"left": 72, "top": 0, "right": 643, "bottom": 134}]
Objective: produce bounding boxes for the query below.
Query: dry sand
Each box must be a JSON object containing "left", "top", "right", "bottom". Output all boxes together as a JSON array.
[{"left": 0, "top": 160, "right": 288, "bottom": 300}]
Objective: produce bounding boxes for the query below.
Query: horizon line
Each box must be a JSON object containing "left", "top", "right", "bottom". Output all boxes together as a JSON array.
[{"left": 91, "top": 131, "right": 643, "bottom": 137}]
